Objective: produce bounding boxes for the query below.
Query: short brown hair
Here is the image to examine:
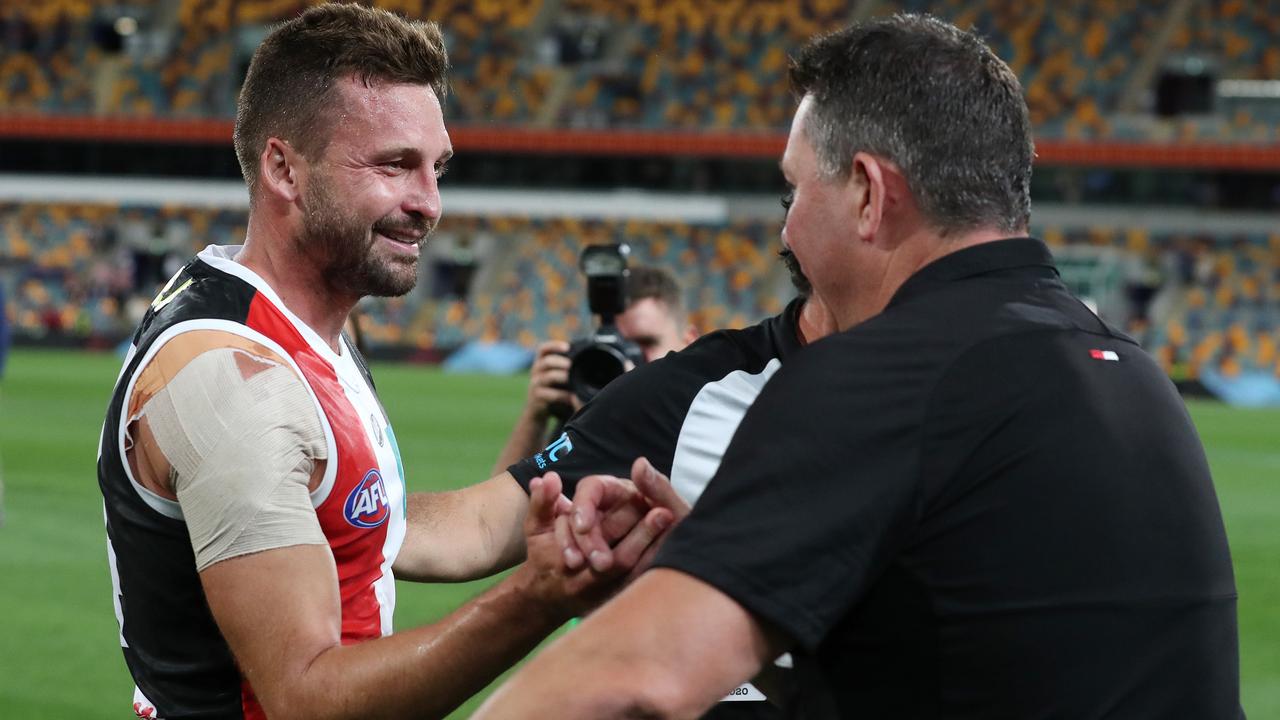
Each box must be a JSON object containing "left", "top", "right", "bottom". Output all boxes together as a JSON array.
[
  {"left": 627, "top": 265, "right": 683, "bottom": 315},
  {"left": 233, "top": 3, "right": 449, "bottom": 194}
]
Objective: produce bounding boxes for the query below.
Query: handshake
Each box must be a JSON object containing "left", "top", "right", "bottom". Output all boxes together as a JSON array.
[{"left": 517, "top": 457, "right": 691, "bottom": 617}]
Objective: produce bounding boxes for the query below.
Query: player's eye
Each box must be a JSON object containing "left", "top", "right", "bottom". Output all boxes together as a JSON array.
[
  {"left": 434, "top": 161, "right": 449, "bottom": 179},
  {"left": 780, "top": 189, "right": 794, "bottom": 213}
]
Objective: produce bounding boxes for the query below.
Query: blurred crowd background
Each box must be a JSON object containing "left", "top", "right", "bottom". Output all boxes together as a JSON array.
[{"left": 2, "top": 0, "right": 1279, "bottom": 395}]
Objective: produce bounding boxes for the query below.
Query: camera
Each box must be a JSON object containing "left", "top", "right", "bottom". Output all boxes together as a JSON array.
[{"left": 564, "top": 244, "right": 645, "bottom": 405}]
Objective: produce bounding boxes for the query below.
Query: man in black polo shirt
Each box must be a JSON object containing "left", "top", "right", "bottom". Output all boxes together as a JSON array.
[{"left": 475, "top": 14, "right": 1243, "bottom": 720}]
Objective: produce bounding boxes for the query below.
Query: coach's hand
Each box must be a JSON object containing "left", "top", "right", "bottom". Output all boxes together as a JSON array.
[
  {"left": 517, "top": 471, "right": 671, "bottom": 617},
  {"left": 564, "top": 457, "right": 691, "bottom": 577}
]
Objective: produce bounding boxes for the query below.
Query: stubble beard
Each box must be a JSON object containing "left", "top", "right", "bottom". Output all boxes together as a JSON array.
[
  {"left": 778, "top": 246, "right": 813, "bottom": 297},
  {"left": 298, "top": 174, "right": 432, "bottom": 299}
]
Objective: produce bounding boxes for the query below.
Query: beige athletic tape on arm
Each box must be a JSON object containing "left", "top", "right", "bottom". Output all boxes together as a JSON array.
[{"left": 143, "top": 347, "right": 329, "bottom": 571}]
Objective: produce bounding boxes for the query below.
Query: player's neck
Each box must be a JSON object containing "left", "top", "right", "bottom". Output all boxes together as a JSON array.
[{"left": 235, "top": 222, "right": 354, "bottom": 353}]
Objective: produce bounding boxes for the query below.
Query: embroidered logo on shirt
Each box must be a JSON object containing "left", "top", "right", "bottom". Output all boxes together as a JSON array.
[{"left": 1089, "top": 349, "right": 1120, "bottom": 361}]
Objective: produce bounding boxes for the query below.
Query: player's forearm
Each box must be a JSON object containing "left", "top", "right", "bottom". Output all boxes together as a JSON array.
[
  {"left": 474, "top": 644, "right": 688, "bottom": 720},
  {"left": 273, "top": 569, "right": 568, "bottom": 720},
  {"left": 481, "top": 688, "right": 676, "bottom": 720},
  {"left": 474, "top": 569, "right": 780, "bottom": 720},
  {"left": 491, "top": 406, "right": 547, "bottom": 476},
  {"left": 474, "top": 599, "right": 693, "bottom": 719},
  {"left": 394, "top": 477, "right": 528, "bottom": 582},
  {"left": 395, "top": 490, "right": 494, "bottom": 581}
]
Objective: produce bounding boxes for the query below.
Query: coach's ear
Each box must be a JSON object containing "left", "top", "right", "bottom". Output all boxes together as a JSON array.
[
  {"left": 849, "top": 152, "right": 887, "bottom": 245},
  {"left": 258, "top": 138, "right": 304, "bottom": 205},
  {"left": 850, "top": 152, "right": 914, "bottom": 249}
]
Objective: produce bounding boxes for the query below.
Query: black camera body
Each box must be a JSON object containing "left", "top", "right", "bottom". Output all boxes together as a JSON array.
[{"left": 564, "top": 244, "right": 645, "bottom": 405}]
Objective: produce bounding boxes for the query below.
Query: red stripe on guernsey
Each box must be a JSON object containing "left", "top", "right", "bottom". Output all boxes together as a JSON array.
[
  {"left": 241, "top": 680, "right": 260, "bottom": 720},
  {"left": 238, "top": 293, "right": 389, "bottom": 720}
]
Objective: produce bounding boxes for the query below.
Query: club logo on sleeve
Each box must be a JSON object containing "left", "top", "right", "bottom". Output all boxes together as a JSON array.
[
  {"left": 534, "top": 432, "right": 574, "bottom": 469},
  {"left": 344, "top": 470, "right": 390, "bottom": 528}
]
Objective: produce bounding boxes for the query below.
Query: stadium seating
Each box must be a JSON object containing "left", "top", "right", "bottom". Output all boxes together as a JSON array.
[
  {"left": 1172, "top": 0, "right": 1280, "bottom": 83},
  {"left": 0, "top": 0, "right": 548, "bottom": 122},
  {"left": 893, "top": 0, "right": 1166, "bottom": 138},
  {"left": 3, "top": 3, "right": 1278, "bottom": 383},
  {"left": 1040, "top": 226, "right": 1280, "bottom": 382},
  {"left": 555, "top": 0, "right": 851, "bottom": 129},
  {"left": 358, "top": 214, "right": 787, "bottom": 349},
  {"left": 3, "top": 1, "right": 1279, "bottom": 139},
  {"left": 0, "top": 202, "right": 785, "bottom": 351},
  {"left": 0, "top": 201, "right": 242, "bottom": 342},
  {"left": 1161, "top": 0, "right": 1280, "bottom": 141},
  {"left": 4, "top": 201, "right": 1276, "bottom": 382}
]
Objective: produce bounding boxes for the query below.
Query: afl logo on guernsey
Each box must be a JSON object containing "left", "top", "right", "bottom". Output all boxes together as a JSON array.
[{"left": 344, "top": 470, "right": 391, "bottom": 528}]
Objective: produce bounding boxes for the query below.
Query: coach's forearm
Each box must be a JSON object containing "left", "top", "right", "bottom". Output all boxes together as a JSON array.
[{"left": 273, "top": 567, "right": 568, "bottom": 720}]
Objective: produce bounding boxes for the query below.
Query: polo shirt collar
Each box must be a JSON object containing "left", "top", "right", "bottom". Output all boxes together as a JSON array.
[
  {"left": 887, "top": 237, "right": 1058, "bottom": 309},
  {"left": 778, "top": 296, "right": 808, "bottom": 356}
]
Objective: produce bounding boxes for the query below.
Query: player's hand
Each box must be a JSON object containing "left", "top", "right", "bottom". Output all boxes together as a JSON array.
[
  {"left": 565, "top": 457, "right": 691, "bottom": 577},
  {"left": 518, "top": 472, "right": 671, "bottom": 617},
  {"left": 525, "top": 341, "right": 581, "bottom": 421},
  {"left": 556, "top": 474, "right": 650, "bottom": 573}
]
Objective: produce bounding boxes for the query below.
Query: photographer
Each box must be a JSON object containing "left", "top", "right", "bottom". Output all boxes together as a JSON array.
[{"left": 492, "top": 264, "right": 698, "bottom": 474}]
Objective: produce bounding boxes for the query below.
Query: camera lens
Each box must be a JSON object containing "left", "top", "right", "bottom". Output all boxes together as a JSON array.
[{"left": 568, "top": 343, "right": 630, "bottom": 403}]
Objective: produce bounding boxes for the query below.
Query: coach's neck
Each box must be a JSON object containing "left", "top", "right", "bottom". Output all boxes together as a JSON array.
[{"left": 830, "top": 154, "right": 1023, "bottom": 332}]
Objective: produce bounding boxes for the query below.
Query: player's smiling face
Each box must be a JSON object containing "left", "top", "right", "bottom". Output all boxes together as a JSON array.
[{"left": 298, "top": 75, "right": 453, "bottom": 298}]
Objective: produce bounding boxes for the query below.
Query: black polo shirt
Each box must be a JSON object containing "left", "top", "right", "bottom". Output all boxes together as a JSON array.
[{"left": 654, "top": 238, "right": 1242, "bottom": 719}]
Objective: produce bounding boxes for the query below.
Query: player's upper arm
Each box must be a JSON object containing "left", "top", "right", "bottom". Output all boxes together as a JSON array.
[
  {"left": 126, "top": 329, "right": 329, "bottom": 570},
  {"left": 200, "top": 542, "right": 344, "bottom": 719}
]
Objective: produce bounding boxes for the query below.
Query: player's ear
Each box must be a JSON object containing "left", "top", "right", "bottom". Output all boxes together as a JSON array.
[{"left": 258, "top": 137, "right": 303, "bottom": 204}]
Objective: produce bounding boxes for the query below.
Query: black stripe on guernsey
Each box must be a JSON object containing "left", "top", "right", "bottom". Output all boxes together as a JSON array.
[{"left": 99, "top": 257, "right": 256, "bottom": 719}]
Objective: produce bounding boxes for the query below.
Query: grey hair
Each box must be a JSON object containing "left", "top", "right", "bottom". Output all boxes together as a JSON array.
[{"left": 790, "top": 14, "right": 1033, "bottom": 235}]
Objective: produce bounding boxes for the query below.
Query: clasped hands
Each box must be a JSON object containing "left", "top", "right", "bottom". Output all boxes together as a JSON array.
[{"left": 521, "top": 457, "right": 691, "bottom": 614}]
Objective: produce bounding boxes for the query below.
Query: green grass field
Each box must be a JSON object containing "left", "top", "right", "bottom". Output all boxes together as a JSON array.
[{"left": 1, "top": 347, "right": 1277, "bottom": 717}]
